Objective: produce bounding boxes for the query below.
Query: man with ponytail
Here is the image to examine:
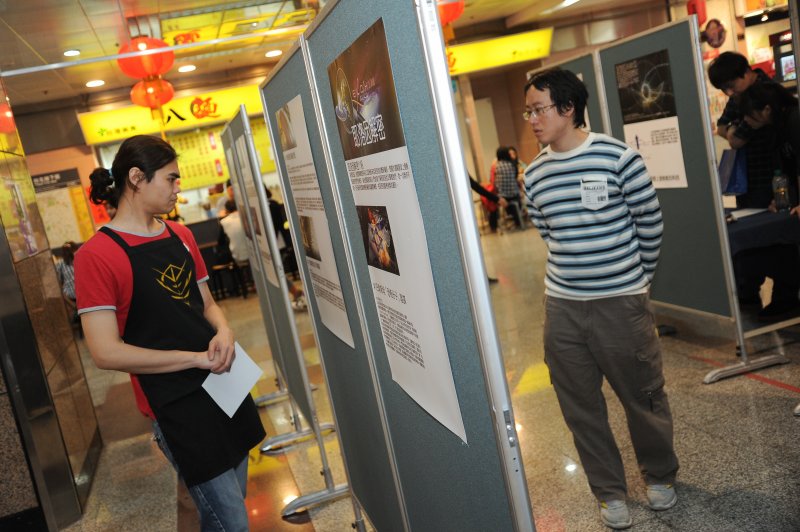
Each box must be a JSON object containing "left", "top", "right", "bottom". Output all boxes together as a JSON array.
[{"left": 76, "top": 135, "right": 264, "bottom": 531}]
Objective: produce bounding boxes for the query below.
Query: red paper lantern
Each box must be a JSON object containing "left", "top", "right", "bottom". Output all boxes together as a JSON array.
[
  {"left": 0, "top": 103, "right": 15, "bottom": 133},
  {"left": 117, "top": 36, "right": 175, "bottom": 79},
  {"left": 437, "top": 0, "right": 464, "bottom": 26},
  {"left": 130, "top": 78, "right": 174, "bottom": 109}
]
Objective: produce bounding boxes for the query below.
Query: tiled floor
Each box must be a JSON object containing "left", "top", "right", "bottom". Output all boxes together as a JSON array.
[{"left": 65, "top": 226, "right": 800, "bottom": 531}]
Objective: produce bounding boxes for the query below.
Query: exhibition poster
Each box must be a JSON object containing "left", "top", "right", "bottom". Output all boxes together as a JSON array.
[
  {"left": 615, "top": 49, "right": 688, "bottom": 189},
  {"left": 327, "top": 19, "right": 466, "bottom": 442},
  {"left": 234, "top": 135, "right": 280, "bottom": 287},
  {"left": 224, "top": 146, "right": 262, "bottom": 279},
  {"left": 276, "top": 95, "right": 354, "bottom": 348}
]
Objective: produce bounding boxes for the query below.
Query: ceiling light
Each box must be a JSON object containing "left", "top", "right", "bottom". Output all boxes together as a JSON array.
[
  {"left": 178, "top": 64, "right": 197, "bottom": 73},
  {"left": 761, "top": 13, "right": 769, "bottom": 21},
  {"left": 541, "top": 0, "right": 581, "bottom": 15},
  {"left": 265, "top": 50, "right": 282, "bottom": 58},
  {"left": 63, "top": 49, "right": 80, "bottom": 57},
  {"left": 85, "top": 80, "right": 105, "bottom": 88}
]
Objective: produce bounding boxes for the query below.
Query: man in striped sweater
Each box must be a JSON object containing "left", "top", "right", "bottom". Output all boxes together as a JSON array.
[{"left": 523, "top": 68, "right": 679, "bottom": 530}]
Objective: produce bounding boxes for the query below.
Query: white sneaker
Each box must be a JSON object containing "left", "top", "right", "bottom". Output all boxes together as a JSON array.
[
  {"left": 599, "top": 500, "right": 631, "bottom": 529},
  {"left": 646, "top": 484, "right": 677, "bottom": 511}
]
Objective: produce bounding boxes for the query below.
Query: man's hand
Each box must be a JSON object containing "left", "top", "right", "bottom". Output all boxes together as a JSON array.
[
  {"left": 206, "top": 326, "right": 235, "bottom": 373},
  {"left": 791, "top": 206, "right": 800, "bottom": 217},
  {"left": 499, "top": 197, "right": 508, "bottom": 208}
]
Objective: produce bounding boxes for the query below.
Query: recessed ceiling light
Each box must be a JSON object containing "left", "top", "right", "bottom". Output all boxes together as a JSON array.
[
  {"left": 64, "top": 49, "right": 81, "bottom": 57},
  {"left": 178, "top": 64, "right": 197, "bottom": 73},
  {"left": 85, "top": 80, "right": 105, "bottom": 88},
  {"left": 265, "top": 50, "right": 282, "bottom": 58}
]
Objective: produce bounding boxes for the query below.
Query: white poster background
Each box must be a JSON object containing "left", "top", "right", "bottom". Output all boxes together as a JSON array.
[
  {"left": 623, "top": 116, "right": 688, "bottom": 189},
  {"left": 278, "top": 95, "right": 354, "bottom": 348},
  {"left": 346, "top": 146, "right": 467, "bottom": 442},
  {"left": 235, "top": 135, "right": 280, "bottom": 287},
  {"left": 225, "top": 146, "right": 261, "bottom": 278}
]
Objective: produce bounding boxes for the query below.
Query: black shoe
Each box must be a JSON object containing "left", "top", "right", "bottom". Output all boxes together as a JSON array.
[
  {"left": 758, "top": 299, "right": 800, "bottom": 321},
  {"left": 487, "top": 277, "right": 498, "bottom": 284}
]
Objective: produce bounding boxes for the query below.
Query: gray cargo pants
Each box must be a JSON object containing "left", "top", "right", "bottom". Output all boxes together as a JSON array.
[{"left": 543, "top": 293, "right": 679, "bottom": 502}]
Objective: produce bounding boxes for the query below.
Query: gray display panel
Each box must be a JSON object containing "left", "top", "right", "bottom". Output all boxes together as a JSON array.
[
  {"left": 298, "top": 0, "right": 527, "bottom": 529},
  {"left": 221, "top": 122, "right": 313, "bottom": 423},
  {"left": 261, "top": 46, "right": 406, "bottom": 530},
  {"left": 598, "top": 19, "right": 733, "bottom": 318}
]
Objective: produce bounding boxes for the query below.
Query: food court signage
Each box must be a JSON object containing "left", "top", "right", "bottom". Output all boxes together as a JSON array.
[
  {"left": 446, "top": 27, "right": 553, "bottom": 76},
  {"left": 77, "top": 85, "right": 263, "bottom": 145}
]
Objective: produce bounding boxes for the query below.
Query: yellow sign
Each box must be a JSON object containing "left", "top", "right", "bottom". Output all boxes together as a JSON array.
[
  {"left": 78, "top": 85, "right": 264, "bottom": 145},
  {"left": 446, "top": 28, "right": 554, "bottom": 76}
]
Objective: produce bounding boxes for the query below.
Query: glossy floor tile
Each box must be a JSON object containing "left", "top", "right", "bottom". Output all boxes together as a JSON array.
[{"left": 65, "top": 227, "right": 800, "bottom": 531}]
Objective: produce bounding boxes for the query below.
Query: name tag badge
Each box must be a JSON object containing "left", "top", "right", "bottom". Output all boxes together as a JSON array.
[{"left": 581, "top": 177, "right": 608, "bottom": 211}]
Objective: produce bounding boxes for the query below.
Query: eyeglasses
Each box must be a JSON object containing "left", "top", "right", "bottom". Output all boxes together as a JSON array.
[{"left": 522, "top": 104, "right": 556, "bottom": 121}]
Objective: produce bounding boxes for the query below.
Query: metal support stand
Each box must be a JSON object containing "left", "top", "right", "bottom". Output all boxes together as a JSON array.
[
  {"left": 703, "top": 316, "right": 798, "bottom": 384},
  {"left": 260, "top": 421, "right": 335, "bottom": 453},
  {"left": 280, "top": 413, "right": 348, "bottom": 518},
  {"left": 349, "top": 497, "right": 367, "bottom": 532},
  {"left": 254, "top": 383, "right": 319, "bottom": 407},
  {"left": 794, "top": 402, "right": 800, "bottom": 417}
]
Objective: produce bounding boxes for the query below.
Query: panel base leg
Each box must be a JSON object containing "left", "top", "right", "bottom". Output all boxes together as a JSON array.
[
  {"left": 254, "top": 383, "right": 318, "bottom": 407},
  {"left": 794, "top": 403, "right": 800, "bottom": 417},
  {"left": 260, "top": 422, "right": 335, "bottom": 453},
  {"left": 281, "top": 484, "right": 350, "bottom": 517},
  {"left": 703, "top": 354, "right": 790, "bottom": 384}
]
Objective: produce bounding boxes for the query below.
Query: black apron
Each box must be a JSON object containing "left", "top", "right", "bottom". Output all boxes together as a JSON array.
[{"left": 101, "top": 224, "right": 265, "bottom": 486}]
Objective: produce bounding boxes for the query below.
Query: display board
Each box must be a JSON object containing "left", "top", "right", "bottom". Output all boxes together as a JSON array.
[
  {"left": 598, "top": 18, "right": 734, "bottom": 318},
  {"left": 261, "top": 0, "right": 533, "bottom": 529},
  {"left": 222, "top": 117, "right": 313, "bottom": 421},
  {"left": 262, "top": 46, "right": 405, "bottom": 530}
]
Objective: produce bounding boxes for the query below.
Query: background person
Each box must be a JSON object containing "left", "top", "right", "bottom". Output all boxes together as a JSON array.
[
  {"left": 523, "top": 68, "right": 678, "bottom": 530},
  {"left": 75, "top": 135, "right": 265, "bottom": 531},
  {"left": 708, "top": 51, "right": 776, "bottom": 208},
  {"left": 735, "top": 81, "right": 800, "bottom": 318},
  {"left": 495, "top": 146, "right": 524, "bottom": 229},
  {"left": 219, "top": 199, "right": 249, "bottom": 264}
]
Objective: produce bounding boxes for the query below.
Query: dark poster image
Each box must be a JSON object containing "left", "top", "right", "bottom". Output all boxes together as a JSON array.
[
  {"left": 356, "top": 205, "right": 400, "bottom": 276},
  {"left": 615, "top": 49, "right": 677, "bottom": 125},
  {"left": 327, "top": 18, "right": 405, "bottom": 161}
]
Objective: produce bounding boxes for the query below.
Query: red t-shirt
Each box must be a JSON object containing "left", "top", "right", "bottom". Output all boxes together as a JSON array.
[{"left": 75, "top": 220, "right": 209, "bottom": 418}]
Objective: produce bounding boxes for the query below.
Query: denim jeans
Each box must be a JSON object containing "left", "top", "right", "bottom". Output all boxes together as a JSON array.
[{"left": 152, "top": 421, "right": 250, "bottom": 531}]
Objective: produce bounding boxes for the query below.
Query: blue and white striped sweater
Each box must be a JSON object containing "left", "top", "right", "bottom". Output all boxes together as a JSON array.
[{"left": 524, "top": 132, "right": 663, "bottom": 300}]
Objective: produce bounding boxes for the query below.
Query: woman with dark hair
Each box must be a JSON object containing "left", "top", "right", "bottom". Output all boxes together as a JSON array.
[
  {"left": 495, "top": 146, "right": 524, "bottom": 228},
  {"left": 76, "top": 135, "right": 265, "bottom": 531}
]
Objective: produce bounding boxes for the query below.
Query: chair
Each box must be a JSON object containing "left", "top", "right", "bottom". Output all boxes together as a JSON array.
[{"left": 199, "top": 245, "right": 247, "bottom": 300}]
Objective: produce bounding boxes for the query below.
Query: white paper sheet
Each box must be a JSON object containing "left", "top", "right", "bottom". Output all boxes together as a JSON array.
[
  {"left": 730, "top": 208, "right": 767, "bottom": 220},
  {"left": 201, "top": 342, "right": 263, "bottom": 417}
]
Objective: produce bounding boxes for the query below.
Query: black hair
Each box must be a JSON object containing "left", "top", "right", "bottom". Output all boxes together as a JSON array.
[
  {"left": 61, "top": 241, "right": 77, "bottom": 265},
  {"left": 739, "top": 81, "right": 798, "bottom": 118},
  {"left": 708, "top": 52, "right": 750, "bottom": 90},
  {"left": 89, "top": 135, "right": 177, "bottom": 208},
  {"left": 524, "top": 68, "right": 588, "bottom": 128},
  {"left": 496, "top": 146, "right": 513, "bottom": 162},
  {"left": 224, "top": 199, "right": 237, "bottom": 213}
]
